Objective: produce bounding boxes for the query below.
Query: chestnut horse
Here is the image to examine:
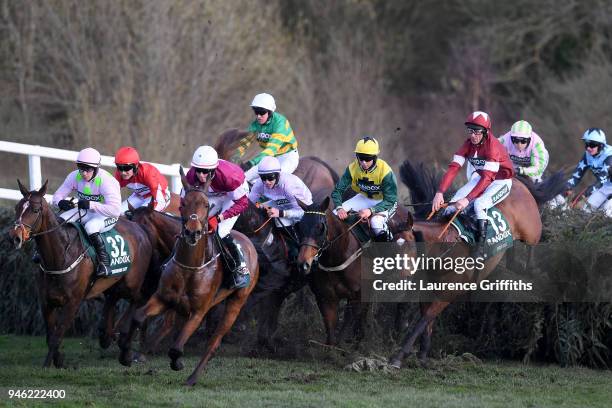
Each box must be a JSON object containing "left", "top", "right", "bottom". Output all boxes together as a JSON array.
[
  {"left": 119, "top": 171, "right": 259, "bottom": 386},
  {"left": 9, "top": 180, "right": 153, "bottom": 368},
  {"left": 388, "top": 160, "right": 566, "bottom": 368}
]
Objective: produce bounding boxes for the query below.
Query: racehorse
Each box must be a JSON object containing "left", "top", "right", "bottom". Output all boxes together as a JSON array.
[
  {"left": 214, "top": 128, "right": 339, "bottom": 348},
  {"left": 119, "top": 170, "right": 259, "bottom": 386},
  {"left": 297, "top": 197, "right": 414, "bottom": 345},
  {"left": 387, "top": 160, "right": 566, "bottom": 368},
  {"left": 9, "top": 180, "right": 153, "bottom": 368}
]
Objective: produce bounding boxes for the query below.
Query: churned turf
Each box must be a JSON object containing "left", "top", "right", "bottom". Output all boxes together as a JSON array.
[{"left": 0, "top": 335, "right": 611, "bottom": 407}]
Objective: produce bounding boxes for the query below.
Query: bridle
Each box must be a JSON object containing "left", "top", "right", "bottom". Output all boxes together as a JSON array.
[{"left": 180, "top": 187, "right": 212, "bottom": 245}]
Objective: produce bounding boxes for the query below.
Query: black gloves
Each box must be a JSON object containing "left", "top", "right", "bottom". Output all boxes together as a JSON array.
[
  {"left": 77, "top": 199, "right": 90, "bottom": 210},
  {"left": 58, "top": 199, "right": 75, "bottom": 211},
  {"left": 240, "top": 161, "right": 253, "bottom": 172}
]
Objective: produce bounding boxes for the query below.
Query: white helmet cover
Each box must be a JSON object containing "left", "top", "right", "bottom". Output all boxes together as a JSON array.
[
  {"left": 76, "top": 147, "right": 101, "bottom": 167},
  {"left": 258, "top": 156, "right": 281, "bottom": 174},
  {"left": 191, "top": 145, "right": 219, "bottom": 169},
  {"left": 250, "top": 93, "right": 276, "bottom": 112}
]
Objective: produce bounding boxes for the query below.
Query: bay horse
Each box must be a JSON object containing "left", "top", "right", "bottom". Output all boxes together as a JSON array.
[
  {"left": 388, "top": 160, "right": 566, "bottom": 368},
  {"left": 9, "top": 180, "right": 153, "bottom": 368},
  {"left": 119, "top": 170, "right": 259, "bottom": 386},
  {"left": 297, "top": 197, "right": 415, "bottom": 345}
]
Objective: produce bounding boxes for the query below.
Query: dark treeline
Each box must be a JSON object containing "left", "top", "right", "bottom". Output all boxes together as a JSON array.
[{"left": 1, "top": 0, "right": 611, "bottom": 182}]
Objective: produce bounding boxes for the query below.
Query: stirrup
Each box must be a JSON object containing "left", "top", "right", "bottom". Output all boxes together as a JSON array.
[
  {"left": 96, "top": 263, "right": 111, "bottom": 277},
  {"left": 230, "top": 266, "right": 250, "bottom": 289}
]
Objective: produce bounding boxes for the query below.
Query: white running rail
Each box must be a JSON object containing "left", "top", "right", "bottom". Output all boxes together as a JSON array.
[{"left": 0, "top": 140, "right": 185, "bottom": 202}]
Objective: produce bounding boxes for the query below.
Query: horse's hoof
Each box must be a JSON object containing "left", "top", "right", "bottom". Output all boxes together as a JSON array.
[
  {"left": 53, "top": 352, "right": 65, "bottom": 368},
  {"left": 185, "top": 375, "right": 197, "bottom": 387},
  {"left": 170, "top": 359, "right": 184, "bottom": 371},
  {"left": 133, "top": 352, "right": 147, "bottom": 363},
  {"left": 417, "top": 356, "right": 431, "bottom": 368},
  {"left": 119, "top": 349, "right": 133, "bottom": 367},
  {"left": 389, "top": 355, "right": 402, "bottom": 369}
]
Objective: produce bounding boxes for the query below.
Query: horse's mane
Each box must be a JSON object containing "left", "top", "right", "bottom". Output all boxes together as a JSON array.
[
  {"left": 399, "top": 160, "right": 442, "bottom": 220},
  {"left": 306, "top": 156, "right": 340, "bottom": 184},
  {"left": 213, "top": 128, "right": 251, "bottom": 161},
  {"left": 517, "top": 171, "right": 567, "bottom": 206}
]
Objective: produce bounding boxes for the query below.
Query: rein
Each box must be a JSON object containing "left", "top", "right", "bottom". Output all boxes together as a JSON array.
[{"left": 301, "top": 210, "right": 364, "bottom": 264}]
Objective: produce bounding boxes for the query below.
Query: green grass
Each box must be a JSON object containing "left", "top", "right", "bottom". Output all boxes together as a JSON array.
[{"left": 0, "top": 335, "right": 611, "bottom": 407}]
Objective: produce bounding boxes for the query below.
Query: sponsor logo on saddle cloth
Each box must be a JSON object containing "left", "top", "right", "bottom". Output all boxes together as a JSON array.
[
  {"left": 70, "top": 223, "right": 133, "bottom": 276},
  {"left": 451, "top": 207, "right": 513, "bottom": 258},
  {"left": 101, "top": 229, "right": 132, "bottom": 276}
]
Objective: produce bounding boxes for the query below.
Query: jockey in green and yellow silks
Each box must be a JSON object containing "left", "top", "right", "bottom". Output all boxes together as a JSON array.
[{"left": 331, "top": 137, "right": 398, "bottom": 242}]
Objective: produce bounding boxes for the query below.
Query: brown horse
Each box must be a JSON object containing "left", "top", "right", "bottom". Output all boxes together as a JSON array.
[
  {"left": 9, "top": 180, "right": 153, "bottom": 368},
  {"left": 297, "top": 197, "right": 414, "bottom": 345},
  {"left": 119, "top": 171, "right": 259, "bottom": 386},
  {"left": 387, "top": 160, "right": 566, "bottom": 368}
]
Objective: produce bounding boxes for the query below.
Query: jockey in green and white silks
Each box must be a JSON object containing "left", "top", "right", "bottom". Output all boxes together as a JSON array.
[
  {"left": 52, "top": 147, "right": 122, "bottom": 276},
  {"left": 331, "top": 137, "right": 398, "bottom": 242},
  {"left": 237, "top": 93, "right": 299, "bottom": 183}
]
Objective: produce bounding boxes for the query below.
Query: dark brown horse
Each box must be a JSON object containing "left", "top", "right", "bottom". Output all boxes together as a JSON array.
[
  {"left": 387, "top": 160, "right": 566, "bottom": 368},
  {"left": 120, "top": 171, "right": 259, "bottom": 386},
  {"left": 297, "top": 197, "right": 414, "bottom": 345},
  {"left": 9, "top": 180, "right": 153, "bottom": 368}
]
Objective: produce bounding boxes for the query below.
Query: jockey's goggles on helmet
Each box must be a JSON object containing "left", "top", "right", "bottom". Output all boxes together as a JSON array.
[
  {"left": 356, "top": 153, "right": 376, "bottom": 162},
  {"left": 466, "top": 126, "right": 485, "bottom": 135},
  {"left": 116, "top": 164, "right": 136, "bottom": 172},
  {"left": 252, "top": 107, "right": 269, "bottom": 116},
  {"left": 77, "top": 163, "right": 96, "bottom": 172},
  {"left": 585, "top": 141, "right": 602, "bottom": 149},
  {"left": 511, "top": 137, "right": 530, "bottom": 145},
  {"left": 194, "top": 167, "right": 215, "bottom": 175},
  {"left": 260, "top": 173, "right": 279, "bottom": 182}
]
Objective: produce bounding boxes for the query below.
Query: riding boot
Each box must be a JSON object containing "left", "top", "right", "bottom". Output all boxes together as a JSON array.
[
  {"left": 89, "top": 232, "right": 111, "bottom": 277},
  {"left": 31, "top": 250, "right": 41, "bottom": 264},
  {"left": 471, "top": 219, "right": 488, "bottom": 259},
  {"left": 221, "top": 235, "right": 250, "bottom": 289}
]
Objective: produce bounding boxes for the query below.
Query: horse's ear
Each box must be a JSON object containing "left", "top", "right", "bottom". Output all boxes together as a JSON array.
[
  {"left": 17, "top": 179, "right": 29, "bottom": 196},
  {"left": 202, "top": 173, "right": 213, "bottom": 194},
  {"left": 406, "top": 211, "right": 414, "bottom": 230},
  {"left": 320, "top": 196, "right": 330, "bottom": 212},
  {"left": 179, "top": 166, "right": 191, "bottom": 190},
  {"left": 38, "top": 180, "right": 48, "bottom": 196},
  {"left": 147, "top": 198, "right": 155, "bottom": 210},
  {"left": 297, "top": 198, "right": 309, "bottom": 210}
]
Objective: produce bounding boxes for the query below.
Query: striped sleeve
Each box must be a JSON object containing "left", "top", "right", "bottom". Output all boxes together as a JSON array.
[{"left": 523, "top": 141, "right": 549, "bottom": 178}]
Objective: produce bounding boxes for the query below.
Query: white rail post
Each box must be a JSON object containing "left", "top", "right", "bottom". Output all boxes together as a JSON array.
[
  {"left": 28, "top": 154, "right": 42, "bottom": 190},
  {"left": 171, "top": 163, "right": 182, "bottom": 194}
]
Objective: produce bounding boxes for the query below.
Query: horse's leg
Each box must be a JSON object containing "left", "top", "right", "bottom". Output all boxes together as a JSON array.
[
  {"left": 119, "top": 294, "right": 167, "bottom": 367},
  {"left": 185, "top": 295, "right": 247, "bottom": 386},
  {"left": 98, "top": 293, "right": 119, "bottom": 350},
  {"left": 41, "top": 301, "right": 57, "bottom": 368},
  {"left": 417, "top": 303, "right": 435, "bottom": 364},
  {"left": 255, "top": 291, "right": 284, "bottom": 352},
  {"left": 316, "top": 298, "right": 339, "bottom": 345},
  {"left": 45, "top": 299, "right": 81, "bottom": 368},
  {"left": 390, "top": 301, "right": 449, "bottom": 369},
  {"left": 144, "top": 311, "right": 177, "bottom": 353},
  {"left": 168, "top": 307, "right": 209, "bottom": 372}
]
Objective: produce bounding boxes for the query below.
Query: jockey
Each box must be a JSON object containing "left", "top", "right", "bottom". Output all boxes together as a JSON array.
[
  {"left": 564, "top": 128, "right": 612, "bottom": 215},
  {"left": 184, "top": 145, "right": 250, "bottom": 289},
  {"left": 237, "top": 93, "right": 299, "bottom": 184},
  {"left": 247, "top": 156, "right": 313, "bottom": 260},
  {"left": 113, "top": 146, "right": 171, "bottom": 213},
  {"left": 432, "top": 111, "right": 515, "bottom": 258},
  {"left": 331, "top": 137, "right": 398, "bottom": 242},
  {"left": 52, "top": 147, "right": 122, "bottom": 276},
  {"left": 498, "top": 120, "right": 549, "bottom": 183}
]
